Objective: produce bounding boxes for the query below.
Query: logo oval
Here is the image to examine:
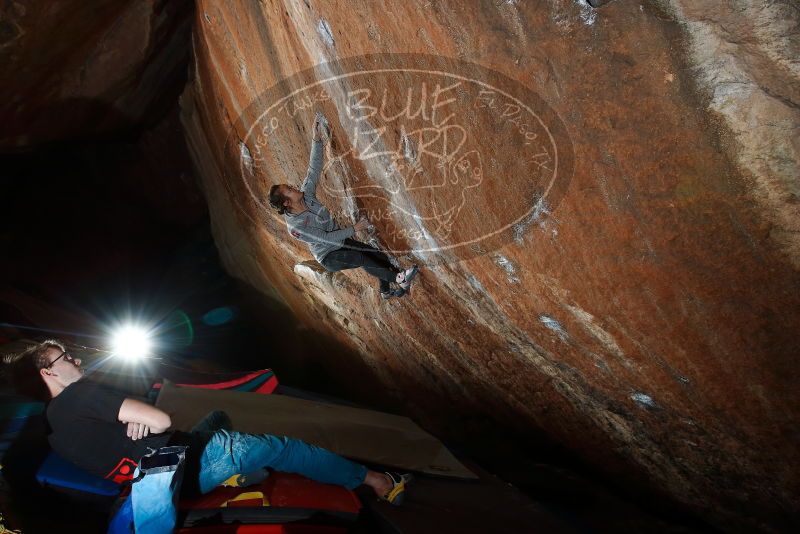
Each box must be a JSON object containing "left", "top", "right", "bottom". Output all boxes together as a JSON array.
[{"left": 227, "top": 54, "right": 573, "bottom": 263}]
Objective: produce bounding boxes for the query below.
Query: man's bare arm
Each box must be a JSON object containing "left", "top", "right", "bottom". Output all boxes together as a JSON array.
[{"left": 118, "top": 398, "right": 172, "bottom": 434}]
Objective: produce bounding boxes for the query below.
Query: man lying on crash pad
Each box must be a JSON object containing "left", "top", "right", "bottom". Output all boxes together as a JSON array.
[{"left": 5, "top": 339, "right": 411, "bottom": 504}]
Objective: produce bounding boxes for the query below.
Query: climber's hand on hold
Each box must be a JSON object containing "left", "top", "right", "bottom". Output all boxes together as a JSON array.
[
  {"left": 354, "top": 217, "right": 370, "bottom": 233},
  {"left": 313, "top": 114, "right": 327, "bottom": 142}
]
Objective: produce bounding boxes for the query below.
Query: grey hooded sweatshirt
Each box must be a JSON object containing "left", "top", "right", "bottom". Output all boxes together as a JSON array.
[{"left": 284, "top": 139, "right": 354, "bottom": 262}]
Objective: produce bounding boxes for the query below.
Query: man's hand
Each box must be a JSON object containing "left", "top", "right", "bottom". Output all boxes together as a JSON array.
[
  {"left": 354, "top": 216, "right": 370, "bottom": 233},
  {"left": 124, "top": 421, "right": 151, "bottom": 441},
  {"left": 312, "top": 115, "right": 328, "bottom": 142},
  {"left": 118, "top": 398, "right": 171, "bottom": 434}
]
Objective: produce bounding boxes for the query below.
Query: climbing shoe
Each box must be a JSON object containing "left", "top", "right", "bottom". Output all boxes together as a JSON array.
[
  {"left": 396, "top": 266, "right": 419, "bottom": 291},
  {"left": 380, "top": 472, "right": 413, "bottom": 506},
  {"left": 380, "top": 286, "right": 407, "bottom": 299},
  {"left": 222, "top": 467, "right": 270, "bottom": 488}
]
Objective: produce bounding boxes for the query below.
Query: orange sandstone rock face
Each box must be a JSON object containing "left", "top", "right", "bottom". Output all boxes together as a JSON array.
[{"left": 181, "top": 1, "right": 800, "bottom": 530}]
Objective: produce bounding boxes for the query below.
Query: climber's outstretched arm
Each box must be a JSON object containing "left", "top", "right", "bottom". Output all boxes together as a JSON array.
[{"left": 301, "top": 117, "right": 326, "bottom": 202}]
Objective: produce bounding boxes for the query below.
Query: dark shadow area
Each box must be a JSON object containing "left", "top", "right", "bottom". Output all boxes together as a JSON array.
[
  {"left": 0, "top": 412, "right": 111, "bottom": 533},
  {"left": 0, "top": 0, "right": 194, "bottom": 150}
]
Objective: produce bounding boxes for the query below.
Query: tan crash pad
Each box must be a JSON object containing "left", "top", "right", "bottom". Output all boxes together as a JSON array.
[{"left": 156, "top": 382, "right": 476, "bottom": 480}]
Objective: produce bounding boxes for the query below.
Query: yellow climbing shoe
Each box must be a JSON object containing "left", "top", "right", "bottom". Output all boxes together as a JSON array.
[{"left": 381, "top": 472, "right": 412, "bottom": 506}]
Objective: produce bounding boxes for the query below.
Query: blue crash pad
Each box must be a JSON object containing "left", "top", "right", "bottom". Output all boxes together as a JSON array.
[{"left": 36, "top": 451, "right": 121, "bottom": 497}]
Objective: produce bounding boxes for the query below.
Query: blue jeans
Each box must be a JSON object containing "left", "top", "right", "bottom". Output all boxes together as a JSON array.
[{"left": 196, "top": 430, "right": 368, "bottom": 494}]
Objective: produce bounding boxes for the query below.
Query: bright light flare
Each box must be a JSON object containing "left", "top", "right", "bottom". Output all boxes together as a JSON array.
[{"left": 111, "top": 326, "right": 152, "bottom": 361}]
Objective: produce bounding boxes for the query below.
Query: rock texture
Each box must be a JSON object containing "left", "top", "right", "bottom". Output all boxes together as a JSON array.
[
  {"left": 0, "top": 0, "right": 192, "bottom": 148},
  {"left": 180, "top": 0, "right": 800, "bottom": 531},
  {"left": 665, "top": 0, "right": 800, "bottom": 269}
]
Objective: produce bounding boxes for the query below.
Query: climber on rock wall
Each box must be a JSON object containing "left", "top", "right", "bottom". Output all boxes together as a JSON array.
[{"left": 269, "top": 114, "right": 419, "bottom": 299}]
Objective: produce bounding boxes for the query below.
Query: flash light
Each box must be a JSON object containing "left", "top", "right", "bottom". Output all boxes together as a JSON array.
[{"left": 110, "top": 325, "right": 152, "bottom": 361}]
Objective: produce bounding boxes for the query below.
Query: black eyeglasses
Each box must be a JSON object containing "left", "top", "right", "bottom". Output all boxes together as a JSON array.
[{"left": 45, "top": 350, "right": 76, "bottom": 370}]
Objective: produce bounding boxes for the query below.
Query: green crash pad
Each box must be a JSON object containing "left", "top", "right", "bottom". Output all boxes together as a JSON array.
[{"left": 156, "top": 381, "right": 476, "bottom": 479}]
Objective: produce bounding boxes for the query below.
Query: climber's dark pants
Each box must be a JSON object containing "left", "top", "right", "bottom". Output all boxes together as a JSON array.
[{"left": 320, "top": 239, "right": 398, "bottom": 292}]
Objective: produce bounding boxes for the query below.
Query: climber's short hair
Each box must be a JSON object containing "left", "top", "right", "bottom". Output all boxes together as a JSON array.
[
  {"left": 269, "top": 184, "right": 290, "bottom": 215},
  {"left": 3, "top": 339, "right": 66, "bottom": 400}
]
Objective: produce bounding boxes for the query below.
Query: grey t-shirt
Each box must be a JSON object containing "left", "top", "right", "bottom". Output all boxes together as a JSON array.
[{"left": 284, "top": 140, "right": 354, "bottom": 262}]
